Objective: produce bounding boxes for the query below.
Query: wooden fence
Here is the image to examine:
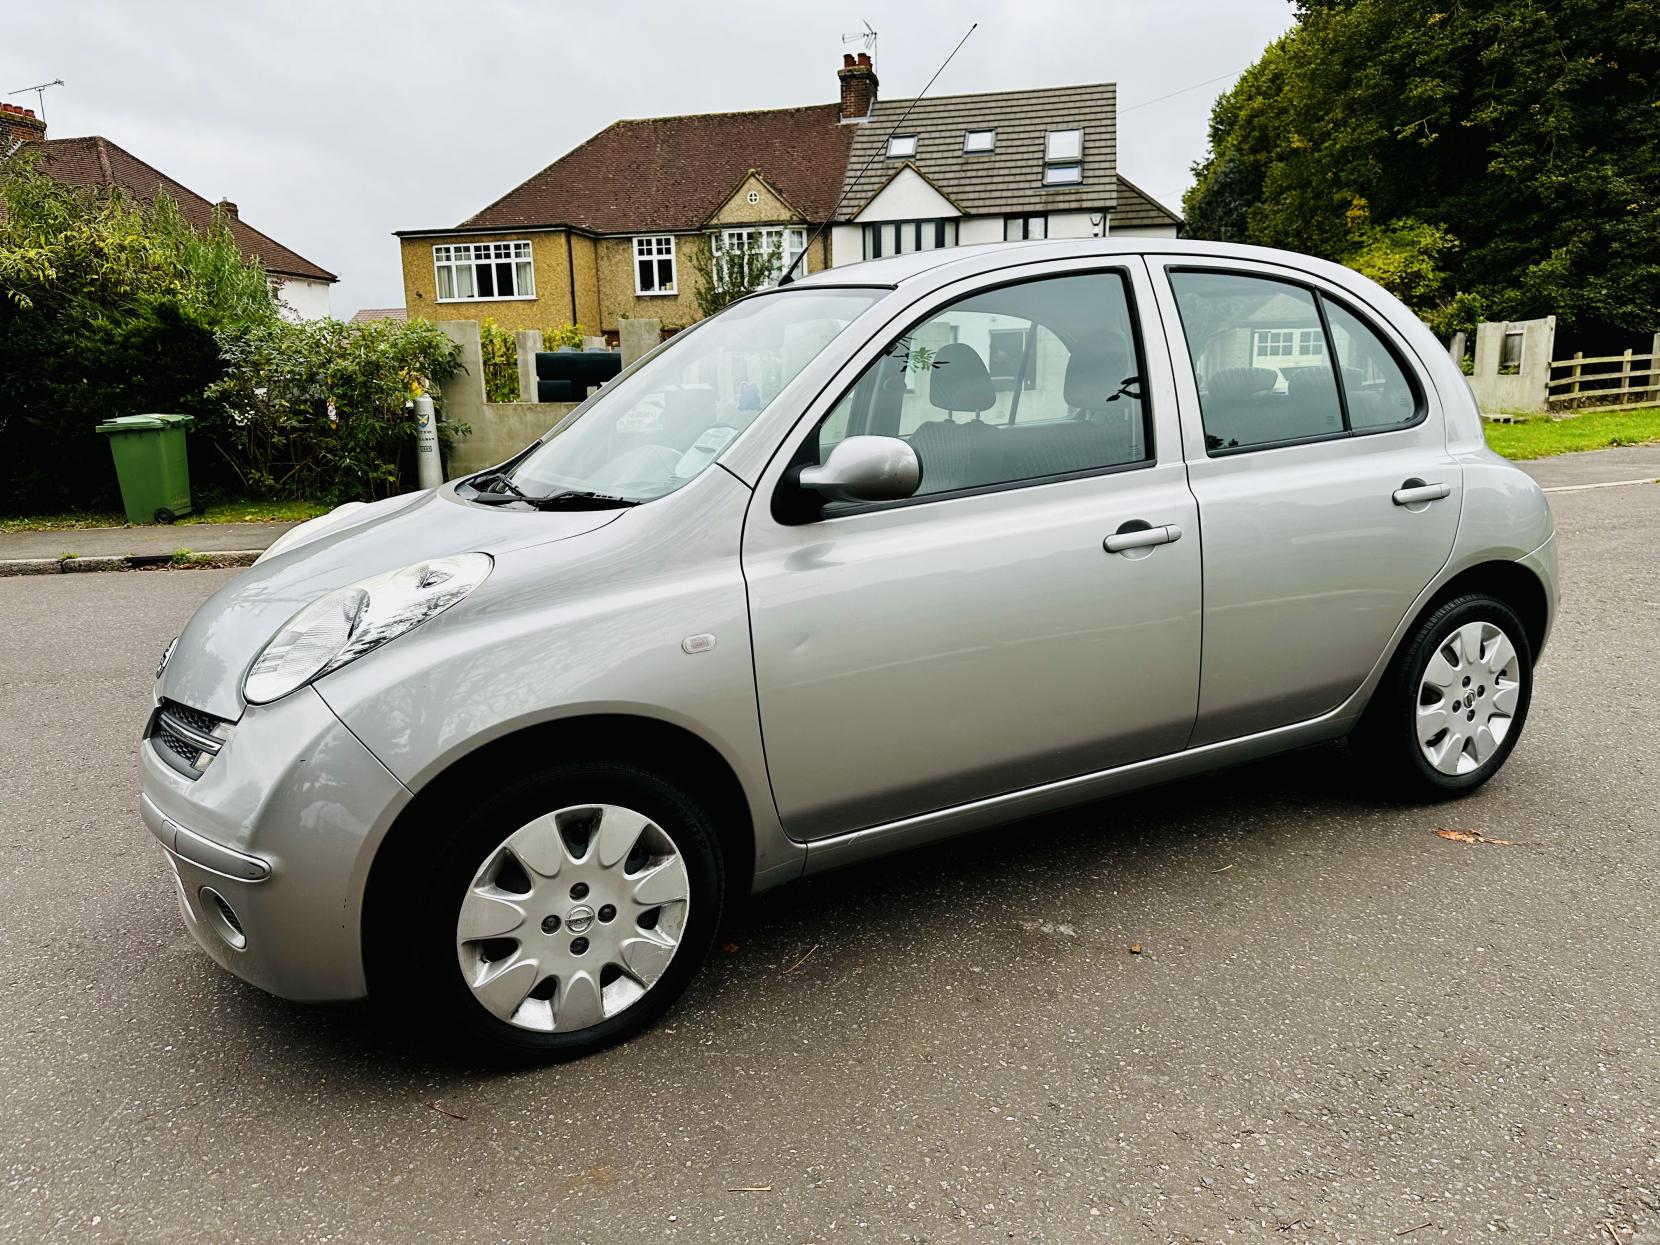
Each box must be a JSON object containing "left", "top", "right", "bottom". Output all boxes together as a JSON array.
[{"left": 1548, "top": 346, "right": 1660, "bottom": 413}]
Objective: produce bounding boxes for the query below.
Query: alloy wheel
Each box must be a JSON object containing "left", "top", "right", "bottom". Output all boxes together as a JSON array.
[
  {"left": 1415, "top": 620, "right": 1523, "bottom": 776},
  {"left": 455, "top": 803, "right": 690, "bottom": 1032}
]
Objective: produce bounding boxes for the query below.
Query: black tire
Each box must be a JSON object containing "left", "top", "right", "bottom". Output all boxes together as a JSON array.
[
  {"left": 153, "top": 507, "right": 177, "bottom": 524},
  {"left": 1351, "top": 593, "right": 1534, "bottom": 800},
  {"left": 373, "top": 761, "right": 725, "bottom": 1062}
]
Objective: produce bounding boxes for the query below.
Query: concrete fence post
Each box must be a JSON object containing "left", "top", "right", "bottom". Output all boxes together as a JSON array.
[
  {"left": 1447, "top": 331, "right": 1467, "bottom": 366},
  {"left": 434, "top": 321, "right": 485, "bottom": 476},
  {"left": 619, "top": 318, "right": 662, "bottom": 369},
  {"left": 514, "top": 330, "right": 543, "bottom": 404}
]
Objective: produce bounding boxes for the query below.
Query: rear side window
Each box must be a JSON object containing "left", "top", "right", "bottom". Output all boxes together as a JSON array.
[
  {"left": 1169, "top": 270, "right": 1421, "bottom": 454},
  {"left": 811, "top": 270, "right": 1151, "bottom": 504},
  {"left": 1322, "top": 299, "right": 1419, "bottom": 431}
]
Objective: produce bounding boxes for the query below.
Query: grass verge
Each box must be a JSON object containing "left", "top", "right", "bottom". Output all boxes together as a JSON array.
[
  {"left": 1484, "top": 407, "right": 1660, "bottom": 460},
  {"left": 0, "top": 497, "right": 332, "bottom": 533}
]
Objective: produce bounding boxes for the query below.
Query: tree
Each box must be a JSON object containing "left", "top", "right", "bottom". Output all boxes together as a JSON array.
[
  {"left": 687, "top": 231, "right": 784, "bottom": 319},
  {"left": 1184, "top": 0, "right": 1660, "bottom": 338}
]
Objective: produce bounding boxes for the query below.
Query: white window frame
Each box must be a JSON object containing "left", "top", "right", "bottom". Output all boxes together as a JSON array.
[
  {"left": 632, "top": 235, "right": 678, "bottom": 296},
  {"left": 886, "top": 134, "right": 918, "bottom": 159},
  {"left": 713, "top": 226, "right": 807, "bottom": 287},
  {"left": 432, "top": 239, "right": 536, "bottom": 302},
  {"left": 963, "top": 128, "right": 996, "bottom": 153},
  {"left": 1043, "top": 128, "right": 1084, "bottom": 186}
]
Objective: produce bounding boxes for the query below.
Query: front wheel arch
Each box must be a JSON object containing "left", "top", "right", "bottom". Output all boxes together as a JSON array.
[{"left": 363, "top": 715, "right": 756, "bottom": 992}]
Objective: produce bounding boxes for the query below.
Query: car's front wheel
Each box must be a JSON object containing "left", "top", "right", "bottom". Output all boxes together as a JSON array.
[
  {"left": 382, "top": 762, "right": 724, "bottom": 1061},
  {"left": 1352, "top": 593, "right": 1534, "bottom": 799}
]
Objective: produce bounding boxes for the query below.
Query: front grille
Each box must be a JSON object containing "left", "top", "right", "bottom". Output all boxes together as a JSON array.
[{"left": 149, "top": 699, "right": 232, "bottom": 780}]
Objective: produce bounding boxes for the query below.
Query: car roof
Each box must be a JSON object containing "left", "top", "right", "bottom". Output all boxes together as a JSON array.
[{"left": 790, "top": 237, "right": 1355, "bottom": 289}]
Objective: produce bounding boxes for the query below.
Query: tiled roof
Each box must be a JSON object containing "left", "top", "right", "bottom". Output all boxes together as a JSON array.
[
  {"left": 457, "top": 104, "right": 857, "bottom": 234},
  {"left": 1113, "top": 175, "right": 1182, "bottom": 229},
  {"left": 837, "top": 83, "right": 1116, "bottom": 221},
  {"left": 34, "top": 137, "right": 336, "bottom": 282},
  {"left": 348, "top": 306, "right": 408, "bottom": 323}
]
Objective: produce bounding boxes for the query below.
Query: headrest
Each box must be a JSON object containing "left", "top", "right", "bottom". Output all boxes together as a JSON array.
[
  {"left": 928, "top": 342, "right": 997, "bottom": 413},
  {"left": 1209, "top": 367, "right": 1279, "bottom": 401},
  {"left": 1063, "top": 336, "right": 1132, "bottom": 410}
]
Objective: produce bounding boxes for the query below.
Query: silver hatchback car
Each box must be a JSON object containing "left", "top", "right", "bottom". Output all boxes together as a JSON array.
[{"left": 143, "top": 240, "right": 1557, "bottom": 1059}]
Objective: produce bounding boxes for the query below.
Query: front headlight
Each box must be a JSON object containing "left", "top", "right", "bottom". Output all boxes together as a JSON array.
[{"left": 243, "top": 553, "right": 492, "bottom": 704}]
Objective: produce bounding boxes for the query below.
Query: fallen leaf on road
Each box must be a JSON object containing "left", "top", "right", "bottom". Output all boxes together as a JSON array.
[
  {"left": 1129, "top": 942, "right": 1143, "bottom": 955},
  {"left": 722, "top": 942, "right": 740, "bottom": 953},
  {"left": 783, "top": 944, "right": 818, "bottom": 973},
  {"left": 1210, "top": 863, "right": 1235, "bottom": 873},
  {"left": 1433, "top": 828, "right": 1519, "bottom": 846},
  {"left": 426, "top": 1101, "right": 467, "bottom": 1121},
  {"left": 727, "top": 1185, "right": 773, "bottom": 1193}
]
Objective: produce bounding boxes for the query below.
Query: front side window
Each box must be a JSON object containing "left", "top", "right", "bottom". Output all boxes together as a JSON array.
[
  {"left": 1169, "top": 269, "right": 1420, "bottom": 453},
  {"left": 810, "top": 271, "right": 1149, "bottom": 504},
  {"left": 633, "top": 235, "right": 677, "bottom": 295},
  {"left": 503, "top": 288, "right": 881, "bottom": 503},
  {"left": 861, "top": 218, "right": 959, "bottom": 260},
  {"left": 433, "top": 240, "right": 534, "bottom": 301}
]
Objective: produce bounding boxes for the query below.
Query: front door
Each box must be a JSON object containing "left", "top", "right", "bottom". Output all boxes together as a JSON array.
[
  {"left": 742, "top": 263, "right": 1203, "bottom": 840},
  {"left": 1151, "top": 259, "right": 1463, "bottom": 745}
]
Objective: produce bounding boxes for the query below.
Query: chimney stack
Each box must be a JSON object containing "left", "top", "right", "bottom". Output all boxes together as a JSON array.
[
  {"left": 216, "top": 198, "right": 239, "bottom": 219},
  {"left": 838, "top": 51, "right": 878, "bottom": 121},
  {"left": 0, "top": 102, "right": 48, "bottom": 151}
]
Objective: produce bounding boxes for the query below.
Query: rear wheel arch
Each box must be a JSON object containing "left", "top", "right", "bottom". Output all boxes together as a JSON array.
[
  {"left": 1413, "top": 560, "right": 1550, "bottom": 662},
  {"left": 363, "top": 715, "right": 757, "bottom": 980}
]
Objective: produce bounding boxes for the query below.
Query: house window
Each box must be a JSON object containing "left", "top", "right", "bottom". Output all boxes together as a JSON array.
[
  {"left": 633, "top": 235, "right": 677, "bottom": 295},
  {"left": 887, "top": 134, "right": 918, "bottom": 159},
  {"left": 964, "top": 129, "right": 996, "bottom": 153},
  {"left": 1043, "top": 128, "right": 1084, "bottom": 185},
  {"left": 713, "top": 226, "right": 806, "bottom": 286},
  {"left": 861, "top": 218, "right": 959, "bottom": 260},
  {"left": 1004, "top": 214, "right": 1047, "bottom": 241},
  {"left": 433, "top": 240, "right": 534, "bottom": 301},
  {"left": 1252, "top": 328, "right": 1325, "bottom": 360}
]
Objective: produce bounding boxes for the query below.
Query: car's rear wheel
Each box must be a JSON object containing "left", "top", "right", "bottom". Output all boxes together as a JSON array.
[
  {"left": 382, "top": 762, "right": 724, "bottom": 1061},
  {"left": 1352, "top": 593, "right": 1534, "bottom": 799}
]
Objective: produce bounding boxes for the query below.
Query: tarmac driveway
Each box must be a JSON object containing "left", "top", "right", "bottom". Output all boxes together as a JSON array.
[{"left": 1, "top": 479, "right": 1656, "bottom": 1244}]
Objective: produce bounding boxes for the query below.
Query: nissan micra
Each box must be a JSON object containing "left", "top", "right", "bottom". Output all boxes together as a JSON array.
[{"left": 142, "top": 240, "right": 1557, "bottom": 1059}]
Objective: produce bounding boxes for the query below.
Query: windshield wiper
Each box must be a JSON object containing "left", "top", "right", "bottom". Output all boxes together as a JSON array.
[
  {"left": 465, "top": 470, "right": 532, "bottom": 504},
  {"left": 523, "top": 490, "right": 641, "bottom": 510}
]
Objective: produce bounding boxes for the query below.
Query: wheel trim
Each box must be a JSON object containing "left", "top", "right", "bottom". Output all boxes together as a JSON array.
[
  {"left": 455, "top": 803, "right": 690, "bottom": 1033},
  {"left": 1415, "top": 620, "right": 1522, "bottom": 776}
]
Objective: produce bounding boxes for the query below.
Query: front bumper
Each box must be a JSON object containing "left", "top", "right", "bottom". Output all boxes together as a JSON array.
[{"left": 139, "top": 685, "right": 411, "bottom": 1001}]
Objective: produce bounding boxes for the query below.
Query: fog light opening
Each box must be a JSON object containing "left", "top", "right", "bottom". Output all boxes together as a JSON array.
[{"left": 199, "top": 887, "right": 247, "bottom": 950}]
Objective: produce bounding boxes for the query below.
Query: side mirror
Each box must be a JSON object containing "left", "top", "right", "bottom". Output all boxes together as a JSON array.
[{"left": 798, "top": 436, "right": 921, "bottom": 503}]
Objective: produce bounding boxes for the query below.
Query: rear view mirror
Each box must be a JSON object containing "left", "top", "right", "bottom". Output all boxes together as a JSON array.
[{"left": 798, "top": 436, "right": 921, "bottom": 503}]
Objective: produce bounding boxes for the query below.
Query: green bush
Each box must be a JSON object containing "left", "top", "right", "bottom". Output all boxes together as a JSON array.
[
  {"left": 479, "top": 317, "right": 519, "bottom": 402},
  {"left": 544, "top": 322, "right": 585, "bottom": 350},
  {"left": 1, "top": 154, "right": 462, "bottom": 512},
  {"left": 204, "top": 317, "right": 462, "bottom": 504}
]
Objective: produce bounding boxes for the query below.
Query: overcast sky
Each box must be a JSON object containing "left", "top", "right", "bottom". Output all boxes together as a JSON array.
[{"left": 5, "top": 0, "right": 1294, "bottom": 317}]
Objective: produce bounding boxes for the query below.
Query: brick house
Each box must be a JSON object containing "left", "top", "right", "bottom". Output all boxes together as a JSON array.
[
  {"left": 0, "top": 103, "right": 337, "bottom": 319},
  {"left": 394, "top": 53, "right": 1178, "bottom": 338}
]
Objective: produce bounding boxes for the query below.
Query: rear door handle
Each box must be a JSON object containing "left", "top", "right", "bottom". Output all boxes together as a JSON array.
[
  {"left": 1104, "top": 522, "right": 1183, "bottom": 554},
  {"left": 1392, "top": 481, "right": 1451, "bottom": 506}
]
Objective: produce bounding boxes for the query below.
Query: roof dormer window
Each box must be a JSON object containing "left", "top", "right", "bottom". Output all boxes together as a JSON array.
[
  {"left": 886, "top": 134, "right": 918, "bottom": 159},
  {"left": 1043, "top": 128, "right": 1084, "bottom": 185},
  {"left": 963, "top": 128, "right": 996, "bottom": 153}
]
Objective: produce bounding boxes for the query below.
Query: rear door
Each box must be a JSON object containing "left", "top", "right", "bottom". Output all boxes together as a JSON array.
[
  {"left": 1149, "top": 257, "right": 1462, "bottom": 745},
  {"left": 742, "top": 259, "right": 1203, "bottom": 840}
]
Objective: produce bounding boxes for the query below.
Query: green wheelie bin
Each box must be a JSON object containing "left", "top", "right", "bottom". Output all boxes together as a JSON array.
[{"left": 95, "top": 413, "right": 195, "bottom": 524}]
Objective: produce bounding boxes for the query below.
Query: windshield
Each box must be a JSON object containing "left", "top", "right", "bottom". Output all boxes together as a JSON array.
[{"left": 503, "top": 288, "right": 884, "bottom": 502}]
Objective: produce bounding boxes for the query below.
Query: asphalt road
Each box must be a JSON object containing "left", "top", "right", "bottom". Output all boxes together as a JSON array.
[{"left": 2, "top": 484, "right": 1657, "bottom": 1245}]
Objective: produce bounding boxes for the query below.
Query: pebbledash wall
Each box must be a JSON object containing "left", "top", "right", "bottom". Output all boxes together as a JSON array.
[{"left": 401, "top": 173, "right": 833, "bottom": 341}]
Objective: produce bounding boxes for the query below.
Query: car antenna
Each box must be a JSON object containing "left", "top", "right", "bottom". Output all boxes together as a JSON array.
[{"left": 779, "top": 23, "right": 977, "bottom": 287}]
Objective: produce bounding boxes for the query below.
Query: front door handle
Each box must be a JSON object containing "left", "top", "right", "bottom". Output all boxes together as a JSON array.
[
  {"left": 1392, "top": 480, "right": 1451, "bottom": 506},
  {"left": 1104, "top": 522, "right": 1183, "bottom": 554}
]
